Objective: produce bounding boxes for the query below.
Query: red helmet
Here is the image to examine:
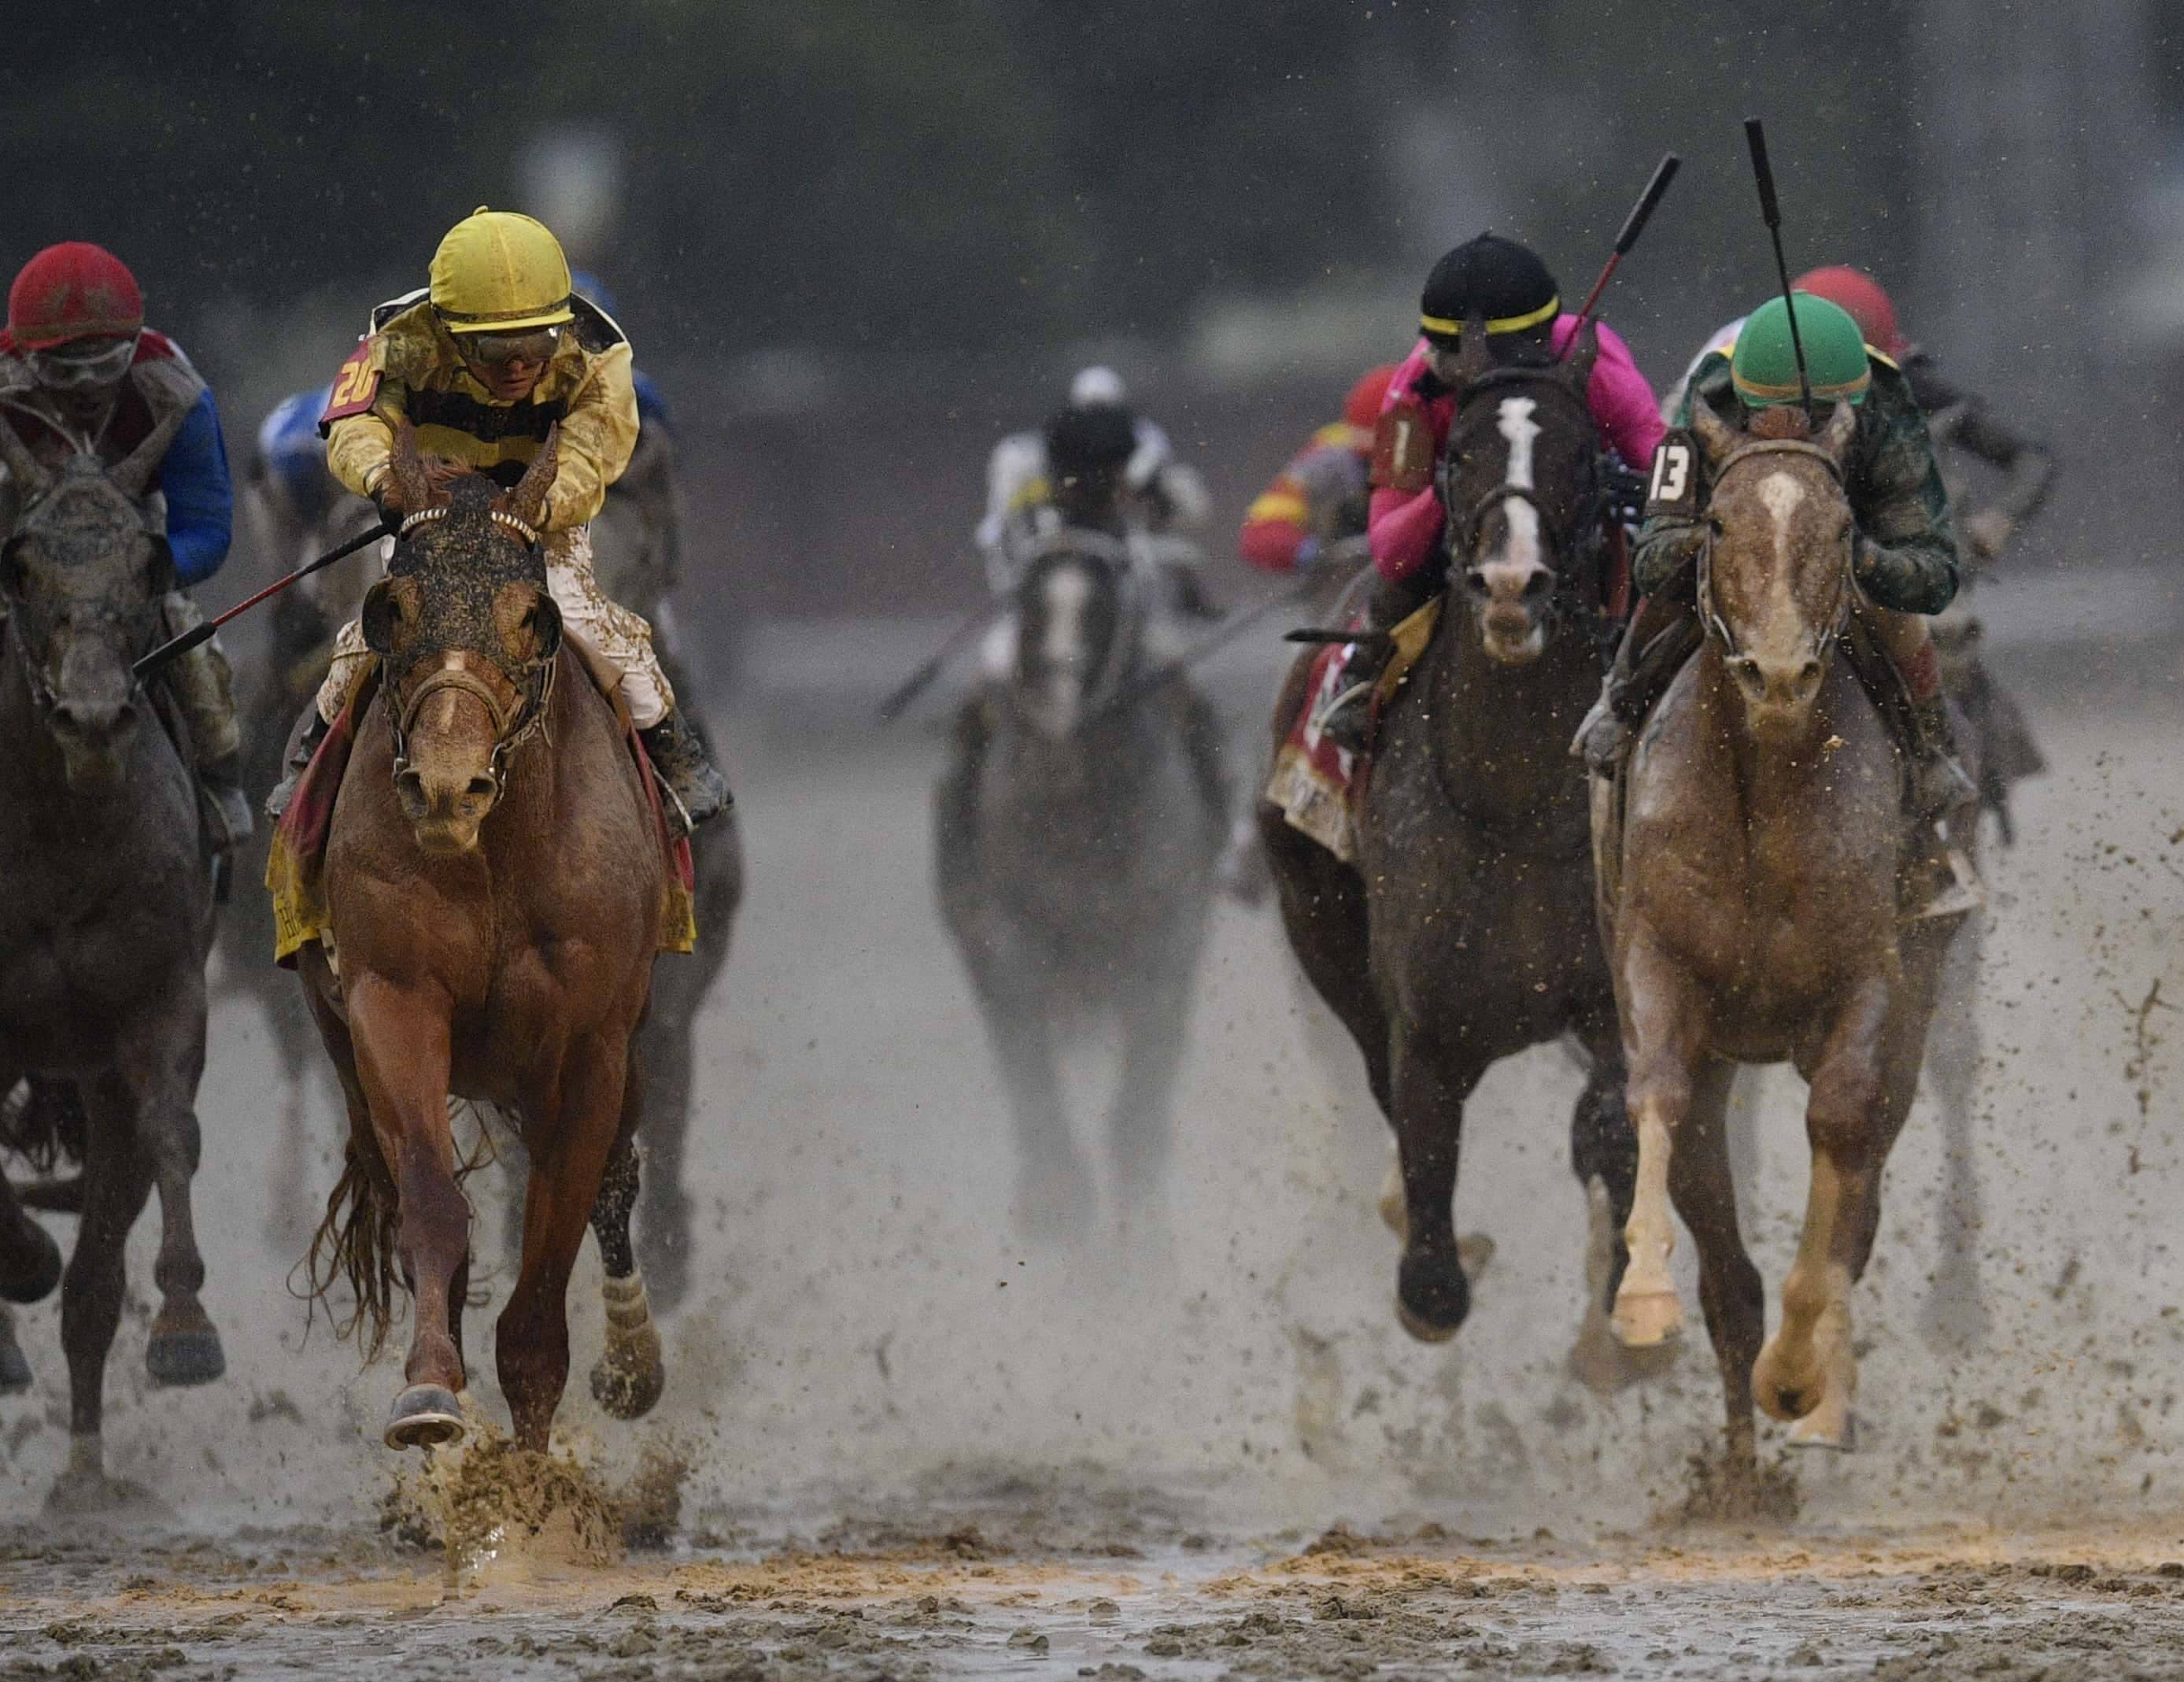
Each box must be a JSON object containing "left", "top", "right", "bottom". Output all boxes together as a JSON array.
[
  {"left": 9, "top": 242, "right": 144, "bottom": 350},
  {"left": 1792, "top": 265, "right": 1909, "bottom": 360},
  {"left": 1342, "top": 364, "right": 1400, "bottom": 431}
]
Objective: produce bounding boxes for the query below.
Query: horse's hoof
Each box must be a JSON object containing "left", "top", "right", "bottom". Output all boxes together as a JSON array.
[
  {"left": 1784, "top": 1398, "right": 1856, "bottom": 1451},
  {"left": 384, "top": 1384, "right": 466, "bottom": 1451},
  {"left": 1609, "top": 1288, "right": 1684, "bottom": 1348},
  {"left": 146, "top": 1327, "right": 226, "bottom": 1388},
  {"left": 0, "top": 1216, "right": 62, "bottom": 1305},
  {"left": 0, "top": 1337, "right": 29, "bottom": 1394},
  {"left": 589, "top": 1354, "right": 666, "bottom": 1421},
  {"left": 1395, "top": 1248, "right": 1469, "bottom": 1343},
  {"left": 45, "top": 1469, "right": 168, "bottom": 1520}
]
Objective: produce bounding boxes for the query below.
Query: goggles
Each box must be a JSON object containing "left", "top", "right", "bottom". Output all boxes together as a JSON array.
[
  {"left": 24, "top": 331, "right": 139, "bottom": 393},
  {"left": 453, "top": 324, "right": 562, "bottom": 368}
]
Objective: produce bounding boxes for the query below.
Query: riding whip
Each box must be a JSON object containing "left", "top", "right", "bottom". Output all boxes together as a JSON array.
[
  {"left": 876, "top": 597, "right": 1009, "bottom": 723},
  {"left": 1742, "top": 116, "right": 1813, "bottom": 408},
  {"left": 1561, "top": 151, "right": 1682, "bottom": 358},
  {"left": 133, "top": 519, "right": 391, "bottom": 681}
]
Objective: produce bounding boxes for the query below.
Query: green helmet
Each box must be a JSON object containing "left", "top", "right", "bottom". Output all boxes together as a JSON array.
[{"left": 1731, "top": 292, "right": 1872, "bottom": 408}]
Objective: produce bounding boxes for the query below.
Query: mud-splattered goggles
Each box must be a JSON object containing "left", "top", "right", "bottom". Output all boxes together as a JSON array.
[
  {"left": 454, "top": 325, "right": 562, "bottom": 368},
  {"left": 24, "top": 332, "right": 139, "bottom": 392}
]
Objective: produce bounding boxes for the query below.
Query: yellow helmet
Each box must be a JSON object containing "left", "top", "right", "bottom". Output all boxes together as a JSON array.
[{"left": 428, "top": 207, "right": 574, "bottom": 335}]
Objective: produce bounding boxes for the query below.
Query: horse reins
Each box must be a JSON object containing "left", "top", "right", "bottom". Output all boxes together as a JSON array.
[
  {"left": 385, "top": 504, "right": 559, "bottom": 800},
  {"left": 1692, "top": 438, "right": 1855, "bottom": 665}
]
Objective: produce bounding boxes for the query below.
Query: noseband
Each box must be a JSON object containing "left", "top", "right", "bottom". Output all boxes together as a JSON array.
[{"left": 1693, "top": 438, "right": 1854, "bottom": 666}]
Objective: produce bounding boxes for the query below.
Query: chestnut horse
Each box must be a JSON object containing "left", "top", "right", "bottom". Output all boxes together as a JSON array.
[
  {"left": 301, "top": 427, "right": 668, "bottom": 1451},
  {"left": 1602, "top": 399, "right": 1970, "bottom": 1481},
  {"left": 1260, "top": 318, "right": 1640, "bottom": 1355}
]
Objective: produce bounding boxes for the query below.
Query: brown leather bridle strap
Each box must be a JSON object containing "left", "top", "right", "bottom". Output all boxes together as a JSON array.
[{"left": 388, "top": 649, "right": 556, "bottom": 797}]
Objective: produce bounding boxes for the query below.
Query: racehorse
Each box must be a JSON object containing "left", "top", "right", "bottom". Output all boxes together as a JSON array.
[
  {"left": 1259, "top": 316, "right": 1641, "bottom": 1355},
  {"left": 235, "top": 450, "right": 739, "bottom": 1314},
  {"left": 936, "top": 530, "right": 1225, "bottom": 1235},
  {"left": 0, "top": 413, "right": 226, "bottom": 1504},
  {"left": 300, "top": 427, "right": 669, "bottom": 1451},
  {"left": 1601, "top": 397, "right": 1972, "bottom": 1482}
]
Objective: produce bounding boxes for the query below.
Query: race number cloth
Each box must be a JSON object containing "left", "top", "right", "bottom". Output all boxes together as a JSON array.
[{"left": 266, "top": 660, "right": 696, "bottom": 968}]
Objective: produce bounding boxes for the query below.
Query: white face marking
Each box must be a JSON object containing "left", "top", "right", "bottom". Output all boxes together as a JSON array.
[
  {"left": 1041, "top": 564, "right": 1091, "bottom": 670},
  {"left": 1502, "top": 495, "right": 1543, "bottom": 573},
  {"left": 1757, "top": 471, "right": 1806, "bottom": 623},
  {"left": 1496, "top": 395, "right": 1541, "bottom": 491}
]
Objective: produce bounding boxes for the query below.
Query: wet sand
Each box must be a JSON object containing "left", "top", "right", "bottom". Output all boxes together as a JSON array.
[{"left": 6, "top": 563, "right": 2184, "bottom": 1674}]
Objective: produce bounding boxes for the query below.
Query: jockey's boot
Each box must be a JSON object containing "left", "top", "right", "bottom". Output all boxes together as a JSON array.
[
  {"left": 639, "top": 708, "right": 731, "bottom": 835},
  {"left": 1906, "top": 693, "right": 1983, "bottom": 921},
  {"left": 1314, "top": 566, "right": 1439, "bottom": 756},
  {"left": 264, "top": 705, "right": 330, "bottom": 823},
  {"left": 1573, "top": 597, "right": 1702, "bottom": 776},
  {"left": 198, "top": 752, "right": 254, "bottom": 852}
]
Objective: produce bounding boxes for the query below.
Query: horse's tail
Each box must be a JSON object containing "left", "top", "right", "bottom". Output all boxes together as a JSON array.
[{"left": 298, "top": 1133, "right": 401, "bottom": 1361}]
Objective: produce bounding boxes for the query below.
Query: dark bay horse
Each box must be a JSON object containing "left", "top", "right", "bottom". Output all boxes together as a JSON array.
[
  {"left": 1602, "top": 398, "right": 1970, "bottom": 1481},
  {"left": 0, "top": 415, "right": 225, "bottom": 1504},
  {"left": 937, "top": 530, "right": 1225, "bottom": 1235},
  {"left": 1260, "top": 321, "right": 1641, "bottom": 1359},
  {"left": 301, "top": 428, "right": 669, "bottom": 1451}
]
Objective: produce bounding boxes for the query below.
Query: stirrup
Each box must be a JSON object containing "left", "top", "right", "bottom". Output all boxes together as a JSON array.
[
  {"left": 1311, "top": 680, "right": 1377, "bottom": 754},
  {"left": 1907, "top": 822, "right": 1985, "bottom": 922}
]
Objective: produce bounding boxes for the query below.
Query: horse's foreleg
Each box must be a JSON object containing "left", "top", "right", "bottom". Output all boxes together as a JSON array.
[
  {"left": 588, "top": 1119, "right": 663, "bottom": 1421},
  {"left": 1665, "top": 1058, "right": 1765, "bottom": 1474},
  {"left": 1612, "top": 929, "right": 1708, "bottom": 1348},
  {"left": 346, "top": 975, "right": 468, "bottom": 1449},
  {"left": 1758, "top": 974, "right": 1894, "bottom": 1451},
  {"left": 54, "top": 1106, "right": 153, "bottom": 1490},
  {"left": 1387, "top": 1022, "right": 1486, "bottom": 1342},
  {"left": 498, "top": 1038, "right": 627, "bottom": 1451},
  {"left": 117, "top": 1006, "right": 225, "bottom": 1389}
]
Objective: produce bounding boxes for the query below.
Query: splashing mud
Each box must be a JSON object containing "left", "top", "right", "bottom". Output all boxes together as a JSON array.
[{"left": 380, "top": 1423, "right": 623, "bottom": 1576}]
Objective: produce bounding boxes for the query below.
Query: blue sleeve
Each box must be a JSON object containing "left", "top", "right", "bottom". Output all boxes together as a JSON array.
[
  {"left": 161, "top": 386, "right": 234, "bottom": 586},
  {"left": 632, "top": 370, "right": 674, "bottom": 438}
]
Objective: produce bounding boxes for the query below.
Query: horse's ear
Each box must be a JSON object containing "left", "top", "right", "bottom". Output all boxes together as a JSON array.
[
  {"left": 1690, "top": 397, "right": 1739, "bottom": 468},
  {"left": 1565, "top": 320, "right": 1601, "bottom": 392},
  {"left": 1818, "top": 398, "right": 1857, "bottom": 465},
  {"left": 1455, "top": 308, "right": 1494, "bottom": 388},
  {"left": 491, "top": 579, "right": 561, "bottom": 666},
  {"left": 382, "top": 420, "right": 435, "bottom": 517},
  {"left": 360, "top": 575, "right": 421, "bottom": 656},
  {"left": 0, "top": 419, "right": 48, "bottom": 511},
  {"left": 501, "top": 426, "right": 559, "bottom": 533}
]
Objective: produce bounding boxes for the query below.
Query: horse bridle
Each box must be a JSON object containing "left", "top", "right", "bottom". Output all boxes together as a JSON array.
[
  {"left": 1693, "top": 438, "right": 1855, "bottom": 666},
  {"left": 1439, "top": 368, "right": 1615, "bottom": 647},
  {"left": 383, "top": 504, "right": 558, "bottom": 800},
  {"left": 1016, "top": 526, "right": 1147, "bottom": 726}
]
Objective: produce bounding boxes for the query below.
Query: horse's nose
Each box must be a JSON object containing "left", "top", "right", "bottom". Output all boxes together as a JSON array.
[
  {"left": 397, "top": 763, "right": 497, "bottom": 824},
  {"left": 1465, "top": 556, "right": 1553, "bottom": 604},
  {"left": 1730, "top": 653, "right": 1824, "bottom": 711},
  {"left": 50, "top": 694, "right": 136, "bottom": 738}
]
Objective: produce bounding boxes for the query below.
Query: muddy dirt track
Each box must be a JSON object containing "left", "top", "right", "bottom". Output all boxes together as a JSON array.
[{"left": 6, "top": 560, "right": 2184, "bottom": 1676}]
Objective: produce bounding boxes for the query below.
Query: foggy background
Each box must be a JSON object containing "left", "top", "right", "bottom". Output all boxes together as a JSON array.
[{"left": 4, "top": 0, "right": 2184, "bottom": 1540}]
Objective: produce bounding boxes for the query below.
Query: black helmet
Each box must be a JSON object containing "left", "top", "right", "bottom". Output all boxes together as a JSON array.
[
  {"left": 1419, "top": 233, "right": 1561, "bottom": 346},
  {"left": 1044, "top": 401, "right": 1138, "bottom": 479}
]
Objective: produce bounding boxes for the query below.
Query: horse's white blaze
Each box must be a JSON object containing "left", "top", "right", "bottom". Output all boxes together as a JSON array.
[
  {"left": 1496, "top": 396, "right": 1541, "bottom": 490},
  {"left": 1502, "top": 495, "right": 1544, "bottom": 575},
  {"left": 1041, "top": 564, "right": 1092, "bottom": 670},
  {"left": 1758, "top": 471, "right": 1807, "bottom": 630}
]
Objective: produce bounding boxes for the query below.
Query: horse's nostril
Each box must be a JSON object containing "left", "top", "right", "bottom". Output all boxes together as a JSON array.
[
  {"left": 464, "top": 776, "right": 496, "bottom": 800},
  {"left": 1463, "top": 568, "right": 1491, "bottom": 595},
  {"left": 1521, "top": 570, "right": 1553, "bottom": 600},
  {"left": 1798, "top": 659, "right": 1823, "bottom": 689}
]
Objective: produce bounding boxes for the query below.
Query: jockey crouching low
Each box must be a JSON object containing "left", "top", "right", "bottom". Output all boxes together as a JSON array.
[
  {"left": 264, "top": 209, "right": 727, "bottom": 831},
  {"left": 0, "top": 242, "right": 250, "bottom": 851},
  {"left": 1579, "top": 291, "right": 1977, "bottom": 912},
  {"left": 1317, "top": 233, "right": 1663, "bottom": 752},
  {"left": 1238, "top": 364, "right": 1397, "bottom": 579}
]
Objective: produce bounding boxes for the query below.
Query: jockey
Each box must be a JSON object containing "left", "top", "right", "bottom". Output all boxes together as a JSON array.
[
  {"left": 1791, "top": 265, "right": 2056, "bottom": 565},
  {"left": 1238, "top": 364, "right": 1397, "bottom": 575},
  {"left": 1315, "top": 234, "right": 1664, "bottom": 750},
  {"left": 1588, "top": 292, "right": 1973, "bottom": 892},
  {"left": 0, "top": 242, "right": 250, "bottom": 848},
  {"left": 976, "top": 365, "right": 1211, "bottom": 600},
  {"left": 265, "top": 209, "right": 727, "bottom": 830}
]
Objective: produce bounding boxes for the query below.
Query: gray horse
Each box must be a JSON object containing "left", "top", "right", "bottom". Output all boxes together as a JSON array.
[
  {"left": 0, "top": 416, "right": 224, "bottom": 1507},
  {"left": 936, "top": 533, "right": 1225, "bottom": 1235}
]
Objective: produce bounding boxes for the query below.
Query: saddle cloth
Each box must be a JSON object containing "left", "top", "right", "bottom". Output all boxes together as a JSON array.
[
  {"left": 266, "top": 649, "right": 697, "bottom": 970},
  {"left": 1263, "top": 601, "right": 1442, "bottom": 865}
]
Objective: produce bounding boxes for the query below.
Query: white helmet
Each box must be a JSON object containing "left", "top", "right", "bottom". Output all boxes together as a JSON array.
[{"left": 1069, "top": 364, "right": 1126, "bottom": 407}]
